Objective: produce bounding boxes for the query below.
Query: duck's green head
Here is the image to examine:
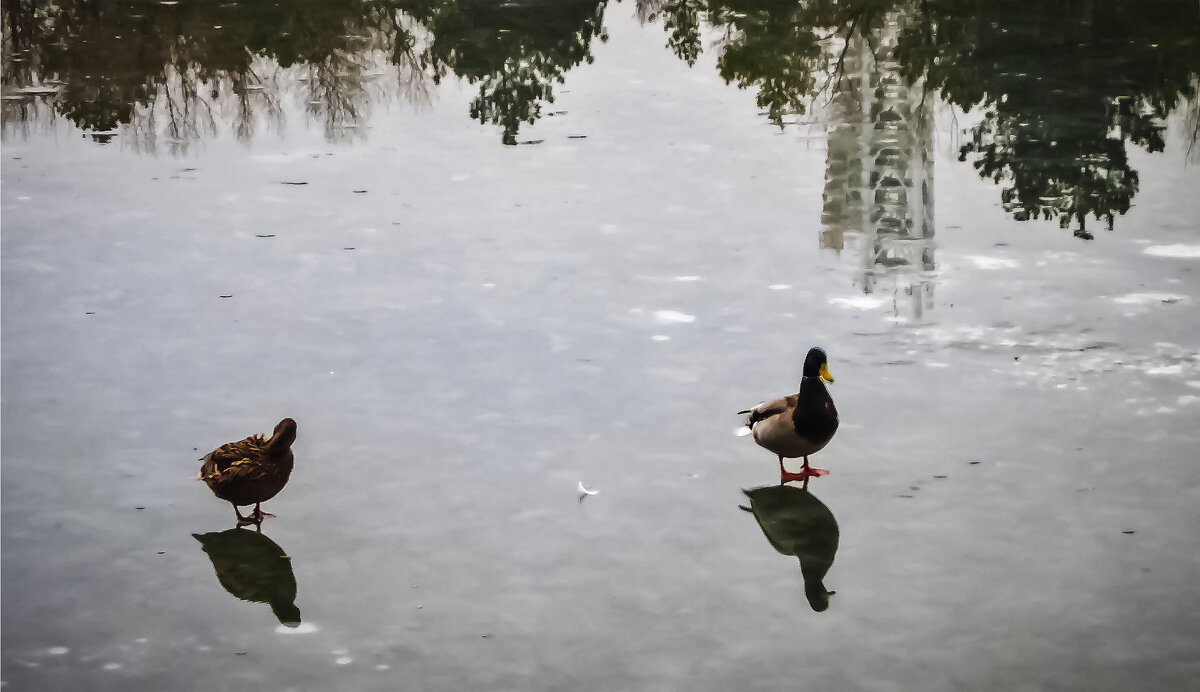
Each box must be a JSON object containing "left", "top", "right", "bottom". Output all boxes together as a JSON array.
[{"left": 803, "top": 347, "right": 834, "bottom": 384}]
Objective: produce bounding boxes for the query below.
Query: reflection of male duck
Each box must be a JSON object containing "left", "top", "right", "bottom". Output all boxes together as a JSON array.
[
  {"left": 740, "top": 485, "right": 839, "bottom": 612},
  {"left": 193, "top": 528, "right": 301, "bottom": 627}
]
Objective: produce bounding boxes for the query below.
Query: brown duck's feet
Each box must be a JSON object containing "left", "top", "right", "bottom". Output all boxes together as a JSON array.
[
  {"left": 248, "top": 507, "right": 275, "bottom": 522},
  {"left": 234, "top": 506, "right": 275, "bottom": 526}
]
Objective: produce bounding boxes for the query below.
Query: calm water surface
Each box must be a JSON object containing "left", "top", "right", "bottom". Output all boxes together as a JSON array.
[{"left": 3, "top": 1, "right": 1200, "bottom": 690}]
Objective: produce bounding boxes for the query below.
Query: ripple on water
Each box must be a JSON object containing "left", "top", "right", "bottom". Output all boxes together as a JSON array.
[
  {"left": 1113, "top": 292, "right": 1187, "bottom": 305},
  {"left": 967, "top": 255, "right": 1019, "bottom": 269},
  {"left": 830, "top": 295, "right": 889, "bottom": 310},
  {"left": 653, "top": 310, "right": 695, "bottom": 324},
  {"left": 1144, "top": 244, "right": 1200, "bottom": 259},
  {"left": 276, "top": 622, "right": 318, "bottom": 635}
]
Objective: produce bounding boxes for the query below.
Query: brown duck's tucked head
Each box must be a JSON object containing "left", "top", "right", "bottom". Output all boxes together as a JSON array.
[
  {"left": 802, "top": 347, "right": 834, "bottom": 384},
  {"left": 270, "top": 418, "right": 298, "bottom": 448},
  {"left": 271, "top": 601, "right": 302, "bottom": 627}
]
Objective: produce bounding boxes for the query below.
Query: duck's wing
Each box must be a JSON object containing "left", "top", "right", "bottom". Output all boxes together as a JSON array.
[
  {"left": 201, "top": 435, "right": 269, "bottom": 478},
  {"left": 741, "top": 395, "right": 798, "bottom": 425}
]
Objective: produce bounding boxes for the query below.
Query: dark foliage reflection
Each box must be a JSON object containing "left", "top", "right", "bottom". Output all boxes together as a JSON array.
[
  {"left": 0, "top": 0, "right": 609, "bottom": 147},
  {"left": 740, "top": 485, "right": 839, "bottom": 612},
  {"left": 649, "top": 0, "right": 1200, "bottom": 237},
  {"left": 193, "top": 527, "right": 302, "bottom": 627},
  {"left": 3, "top": 0, "right": 1196, "bottom": 234}
]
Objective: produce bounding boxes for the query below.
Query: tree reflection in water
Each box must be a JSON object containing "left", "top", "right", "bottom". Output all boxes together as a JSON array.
[
  {"left": 2, "top": 0, "right": 1196, "bottom": 228},
  {"left": 652, "top": 0, "right": 1199, "bottom": 238},
  {"left": 0, "top": 0, "right": 610, "bottom": 148}
]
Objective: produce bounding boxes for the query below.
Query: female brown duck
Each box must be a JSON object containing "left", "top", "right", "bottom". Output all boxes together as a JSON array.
[
  {"left": 740, "top": 347, "right": 838, "bottom": 487},
  {"left": 200, "top": 418, "right": 297, "bottom": 526}
]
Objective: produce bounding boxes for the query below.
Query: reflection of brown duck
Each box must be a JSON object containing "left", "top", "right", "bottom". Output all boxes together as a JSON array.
[
  {"left": 740, "top": 485, "right": 839, "bottom": 612},
  {"left": 739, "top": 347, "right": 838, "bottom": 487},
  {"left": 193, "top": 527, "right": 301, "bottom": 627},
  {"left": 200, "top": 418, "right": 296, "bottom": 526}
]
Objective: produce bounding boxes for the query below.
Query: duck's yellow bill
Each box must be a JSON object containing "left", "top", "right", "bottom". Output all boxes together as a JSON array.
[{"left": 820, "top": 363, "right": 834, "bottom": 383}]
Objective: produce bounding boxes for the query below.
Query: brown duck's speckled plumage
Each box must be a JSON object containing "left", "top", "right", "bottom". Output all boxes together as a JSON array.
[{"left": 200, "top": 418, "right": 296, "bottom": 509}]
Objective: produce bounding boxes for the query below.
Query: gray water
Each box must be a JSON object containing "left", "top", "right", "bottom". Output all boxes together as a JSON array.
[{"left": 4, "top": 3, "right": 1200, "bottom": 691}]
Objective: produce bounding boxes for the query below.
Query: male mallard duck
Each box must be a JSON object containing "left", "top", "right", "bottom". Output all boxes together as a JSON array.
[
  {"left": 200, "top": 418, "right": 297, "bottom": 526},
  {"left": 739, "top": 347, "right": 838, "bottom": 487}
]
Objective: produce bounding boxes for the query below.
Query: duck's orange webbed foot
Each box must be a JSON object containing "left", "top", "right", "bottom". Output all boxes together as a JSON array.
[
  {"left": 779, "top": 457, "right": 829, "bottom": 487},
  {"left": 780, "top": 467, "right": 829, "bottom": 484}
]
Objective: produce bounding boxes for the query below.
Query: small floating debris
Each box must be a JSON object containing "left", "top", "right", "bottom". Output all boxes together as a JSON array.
[
  {"left": 219, "top": 294, "right": 233, "bottom": 299},
  {"left": 933, "top": 475, "right": 947, "bottom": 479},
  {"left": 1122, "top": 530, "right": 1136, "bottom": 535},
  {"left": 352, "top": 190, "right": 368, "bottom": 194},
  {"left": 255, "top": 234, "right": 275, "bottom": 238},
  {"left": 968, "top": 460, "right": 981, "bottom": 465},
  {"left": 280, "top": 181, "right": 308, "bottom": 186},
  {"left": 343, "top": 247, "right": 355, "bottom": 251},
  {"left": 567, "top": 135, "right": 587, "bottom": 139},
  {"left": 517, "top": 139, "right": 544, "bottom": 145},
  {"left": 577, "top": 481, "right": 598, "bottom": 503},
  {"left": 85, "top": 311, "right": 95, "bottom": 315}
]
